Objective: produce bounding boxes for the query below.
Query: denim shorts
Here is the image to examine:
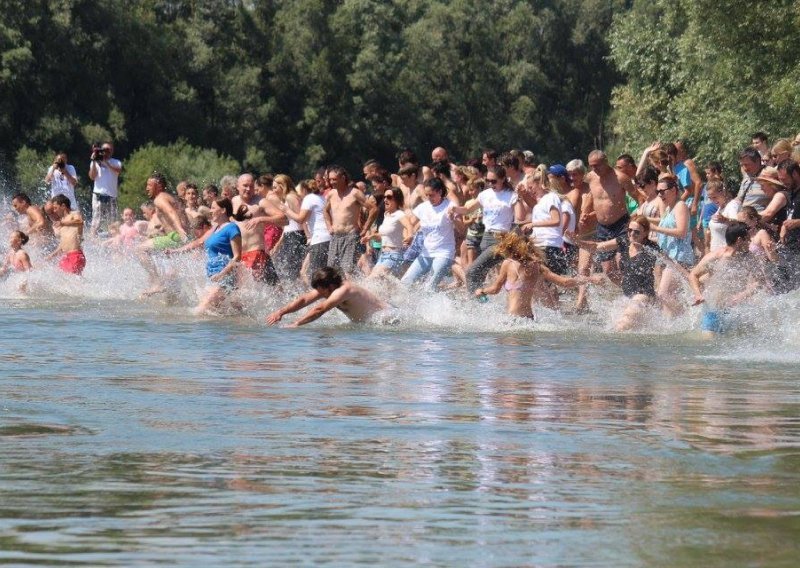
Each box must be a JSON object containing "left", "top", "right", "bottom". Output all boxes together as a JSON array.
[{"left": 375, "top": 250, "right": 404, "bottom": 275}]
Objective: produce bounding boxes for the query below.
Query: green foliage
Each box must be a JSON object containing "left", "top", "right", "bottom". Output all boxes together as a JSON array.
[
  {"left": 14, "top": 146, "right": 50, "bottom": 199},
  {"left": 118, "top": 140, "right": 239, "bottom": 211},
  {"left": 608, "top": 0, "right": 800, "bottom": 170}
]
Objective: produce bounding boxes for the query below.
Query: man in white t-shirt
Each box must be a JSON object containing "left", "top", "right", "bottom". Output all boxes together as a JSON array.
[
  {"left": 44, "top": 152, "right": 79, "bottom": 211},
  {"left": 88, "top": 141, "right": 123, "bottom": 235}
]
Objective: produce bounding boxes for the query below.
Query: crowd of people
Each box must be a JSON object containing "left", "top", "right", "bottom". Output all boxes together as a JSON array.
[{"left": 3, "top": 133, "right": 800, "bottom": 337}]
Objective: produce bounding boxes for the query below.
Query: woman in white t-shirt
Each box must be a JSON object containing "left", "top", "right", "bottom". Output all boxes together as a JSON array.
[
  {"left": 283, "top": 179, "right": 331, "bottom": 282},
  {"left": 44, "top": 153, "right": 79, "bottom": 211},
  {"left": 400, "top": 178, "right": 456, "bottom": 289},
  {"left": 706, "top": 180, "right": 742, "bottom": 252},
  {"left": 450, "top": 165, "right": 518, "bottom": 293},
  {"left": 522, "top": 166, "right": 568, "bottom": 275},
  {"left": 365, "top": 187, "right": 414, "bottom": 278}
]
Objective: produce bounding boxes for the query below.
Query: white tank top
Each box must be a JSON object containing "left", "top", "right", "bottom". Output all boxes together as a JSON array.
[{"left": 379, "top": 210, "right": 406, "bottom": 249}]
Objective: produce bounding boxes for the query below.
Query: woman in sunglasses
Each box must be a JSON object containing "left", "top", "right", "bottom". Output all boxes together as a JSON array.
[
  {"left": 650, "top": 174, "right": 694, "bottom": 317},
  {"left": 578, "top": 215, "right": 662, "bottom": 330},
  {"left": 365, "top": 188, "right": 414, "bottom": 278}
]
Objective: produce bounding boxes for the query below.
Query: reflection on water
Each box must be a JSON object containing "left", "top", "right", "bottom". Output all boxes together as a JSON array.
[{"left": 1, "top": 304, "right": 799, "bottom": 565}]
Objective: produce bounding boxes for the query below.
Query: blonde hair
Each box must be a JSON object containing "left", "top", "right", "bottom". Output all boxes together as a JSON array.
[
  {"left": 272, "top": 174, "right": 294, "bottom": 200},
  {"left": 495, "top": 232, "right": 546, "bottom": 265}
]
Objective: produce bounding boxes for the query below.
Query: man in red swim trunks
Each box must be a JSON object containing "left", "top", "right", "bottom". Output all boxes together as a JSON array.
[
  {"left": 231, "top": 173, "right": 287, "bottom": 284},
  {"left": 46, "top": 194, "right": 86, "bottom": 275}
]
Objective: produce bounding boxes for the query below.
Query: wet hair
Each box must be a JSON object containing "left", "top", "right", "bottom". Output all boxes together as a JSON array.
[
  {"left": 202, "top": 184, "right": 219, "bottom": 197},
  {"left": 629, "top": 214, "right": 650, "bottom": 234},
  {"left": 52, "top": 194, "right": 72, "bottom": 209},
  {"left": 616, "top": 154, "right": 636, "bottom": 169},
  {"left": 495, "top": 231, "right": 545, "bottom": 265},
  {"left": 771, "top": 138, "right": 792, "bottom": 157},
  {"left": 397, "top": 164, "right": 419, "bottom": 178},
  {"left": 638, "top": 165, "right": 659, "bottom": 186},
  {"left": 215, "top": 198, "right": 234, "bottom": 219},
  {"left": 311, "top": 266, "right": 344, "bottom": 290},
  {"left": 149, "top": 172, "right": 168, "bottom": 190},
  {"left": 370, "top": 170, "right": 392, "bottom": 185},
  {"left": 327, "top": 165, "right": 350, "bottom": 183},
  {"left": 752, "top": 131, "right": 768, "bottom": 143},
  {"left": 739, "top": 147, "right": 761, "bottom": 163},
  {"left": 383, "top": 186, "right": 405, "bottom": 209},
  {"left": 431, "top": 161, "right": 451, "bottom": 178},
  {"left": 725, "top": 221, "right": 749, "bottom": 246},
  {"left": 498, "top": 152, "right": 520, "bottom": 171},
  {"left": 12, "top": 230, "right": 29, "bottom": 245},
  {"left": 705, "top": 160, "right": 723, "bottom": 176},
  {"left": 397, "top": 148, "right": 419, "bottom": 166},
  {"left": 424, "top": 177, "right": 446, "bottom": 197},
  {"left": 11, "top": 193, "right": 31, "bottom": 205},
  {"left": 566, "top": 159, "right": 586, "bottom": 174},
  {"left": 777, "top": 159, "right": 799, "bottom": 178}
]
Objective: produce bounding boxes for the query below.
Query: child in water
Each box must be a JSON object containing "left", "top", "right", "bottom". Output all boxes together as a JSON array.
[
  {"left": 474, "top": 232, "right": 603, "bottom": 319},
  {"left": 0, "top": 230, "right": 33, "bottom": 293}
]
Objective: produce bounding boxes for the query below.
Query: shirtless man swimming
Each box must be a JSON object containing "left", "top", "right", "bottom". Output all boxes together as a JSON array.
[
  {"left": 576, "top": 150, "right": 637, "bottom": 309},
  {"left": 323, "top": 165, "right": 375, "bottom": 276},
  {"left": 46, "top": 194, "right": 86, "bottom": 275},
  {"left": 266, "top": 266, "right": 392, "bottom": 327},
  {"left": 232, "top": 173, "right": 287, "bottom": 285},
  {"left": 136, "top": 173, "right": 190, "bottom": 295}
]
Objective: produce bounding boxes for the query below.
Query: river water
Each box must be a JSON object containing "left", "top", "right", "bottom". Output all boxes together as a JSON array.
[{"left": 1, "top": 239, "right": 800, "bottom": 565}]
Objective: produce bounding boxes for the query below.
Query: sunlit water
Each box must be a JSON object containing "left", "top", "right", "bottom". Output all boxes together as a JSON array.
[{"left": 1, "top": 220, "right": 800, "bottom": 565}]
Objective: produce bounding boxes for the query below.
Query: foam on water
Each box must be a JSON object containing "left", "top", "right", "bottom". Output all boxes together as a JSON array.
[{"left": 2, "top": 200, "right": 798, "bottom": 363}]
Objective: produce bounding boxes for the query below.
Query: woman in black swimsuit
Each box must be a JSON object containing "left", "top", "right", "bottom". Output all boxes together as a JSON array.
[{"left": 578, "top": 214, "right": 663, "bottom": 331}]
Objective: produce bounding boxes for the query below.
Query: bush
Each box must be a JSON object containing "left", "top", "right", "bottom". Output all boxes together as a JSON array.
[{"left": 119, "top": 140, "right": 240, "bottom": 212}]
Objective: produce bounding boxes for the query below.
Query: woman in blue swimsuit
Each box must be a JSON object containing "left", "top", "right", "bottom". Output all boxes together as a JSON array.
[{"left": 168, "top": 198, "right": 242, "bottom": 314}]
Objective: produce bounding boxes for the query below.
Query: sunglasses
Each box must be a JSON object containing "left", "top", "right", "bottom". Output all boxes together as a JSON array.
[
  {"left": 384, "top": 194, "right": 395, "bottom": 200},
  {"left": 627, "top": 228, "right": 642, "bottom": 235},
  {"left": 486, "top": 178, "right": 500, "bottom": 183},
  {"left": 656, "top": 187, "right": 675, "bottom": 194}
]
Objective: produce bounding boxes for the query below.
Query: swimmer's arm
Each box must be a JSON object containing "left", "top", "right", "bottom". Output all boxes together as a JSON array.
[
  {"left": 286, "top": 206, "right": 311, "bottom": 223},
  {"left": 287, "top": 289, "right": 344, "bottom": 327},
  {"left": 267, "top": 290, "right": 322, "bottom": 325},
  {"left": 688, "top": 255, "right": 713, "bottom": 304},
  {"left": 400, "top": 215, "right": 415, "bottom": 245},
  {"left": 16, "top": 251, "right": 31, "bottom": 272},
  {"left": 361, "top": 198, "right": 379, "bottom": 238},
  {"left": 651, "top": 202, "right": 690, "bottom": 238},
  {"left": 322, "top": 197, "right": 334, "bottom": 233},
  {"left": 576, "top": 238, "right": 617, "bottom": 253},
  {"left": 27, "top": 209, "right": 47, "bottom": 232},
  {"left": 476, "top": 262, "right": 510, "bottom": 297},
  {"left": 760, "top": 232, "right": 778, "bottom": 263},
  {"left": 526, "top": 206, "right": 561, "bottom": 228},
  {"left": 451, "top": 199, "right": 480, "bottom": 217},
  {"left": 760, "top": 193, "right": 788, "bottom": 224},
  {"left": 579, "top": 193, "right": 595, "bottom": 226},
  {"left": 637, "top": 141, "right": 660, "bottom": 177},
  {"left": 542, "top": 266, "right": 602, "bottom": 288},
  {"left": 58, "top": 213, "right": 84, "bottom": 227},
  {"left": 686, "top": 159, "right": 702, "bottom": 214},
  {"left": 169, "top": 227, "right": 211, "bottom": 254},
  {"left": 159, "top": 199, "right": 189, "bottom": 239}
]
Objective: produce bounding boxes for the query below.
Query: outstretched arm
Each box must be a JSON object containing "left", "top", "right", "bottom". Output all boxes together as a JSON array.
[
  {"left": 286, "top": 287, "right": 347, "bottom": 327},
  {"left": 266, "top": 289, "right": 322, "bottom": 326},
  {"left": 475, "top": 262, "right": 510, "bottom": 297}
]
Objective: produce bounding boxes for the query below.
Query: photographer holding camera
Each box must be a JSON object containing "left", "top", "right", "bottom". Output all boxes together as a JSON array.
[
  {"left": 88, "top": 141, "right": 123, "bottom": 236},
  {"left": 44, "top": 152, "right": 79, "bottom": 211}
]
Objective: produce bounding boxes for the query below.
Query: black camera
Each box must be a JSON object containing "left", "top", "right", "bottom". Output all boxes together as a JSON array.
[
  {"left": 55, "top": 158, "right": 66, "bottom": 169},
  {"left": 91, "top": 144, "right": 105, "bottom": 162}
]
